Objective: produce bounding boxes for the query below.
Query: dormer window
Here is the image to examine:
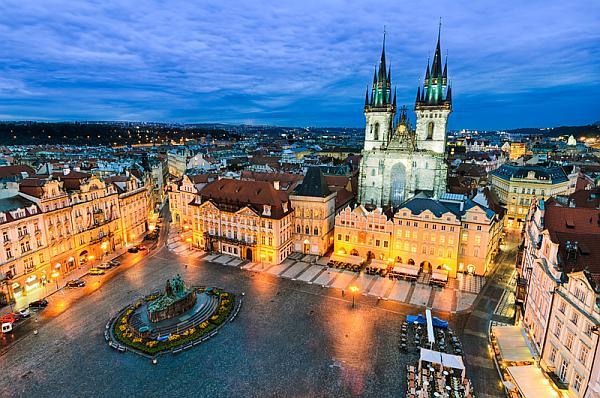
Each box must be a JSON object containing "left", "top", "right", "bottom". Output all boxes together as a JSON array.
[
  {"left": 283, "top": 202, "right": 288, "bottom": 212},
  {"left": 263, "top": 205, "right": 271, "bottom": 216}
]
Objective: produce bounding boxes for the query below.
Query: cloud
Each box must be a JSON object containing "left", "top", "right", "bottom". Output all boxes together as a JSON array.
[{"left": 0, "top": 0, "right": 598, "bottom": 129}]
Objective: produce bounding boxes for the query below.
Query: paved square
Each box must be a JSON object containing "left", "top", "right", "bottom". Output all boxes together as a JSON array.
[{"left": 0, "top": 247, "right": 438, "bottom": 398}]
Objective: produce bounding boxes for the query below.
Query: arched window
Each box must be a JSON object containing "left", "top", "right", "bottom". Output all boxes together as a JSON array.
[
  {"left": 313, "top": 227, "right": 318, "bottom": 235},
  {"left": 374, "top": 123, "right": 380, "bottom": 141},
  {"left": 305, "top": 226, "right": 310, "bottom": 234},
  {"left": 296, "top": 225, "right": 301, "bottom": 234},
  {"left": 427, "top": 122, "right": 434, "bottom": 140}
]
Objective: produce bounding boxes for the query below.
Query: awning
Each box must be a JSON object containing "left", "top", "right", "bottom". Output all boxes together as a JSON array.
[
  {"left": 370, "top": 259, "right": 388, "bottom": 269},
  {"left": 431, "top": 269, "right": 449, "bottom": 282},
  {"left": 393, "top": 264, "right": 419, "bottom": 276},
  {"left": 407, "top": 314, "right": 449, "bottom": 329},
  {"left": 492, "top": 325, "right": 534, "bottom": 363},
  {"left": 426, "top": 309, "right": 435, "bottom": 345},
  {"left": 441, "top": 352, "right": 465, "bottom": 376},
  {"left": 331, "top": 253, "right": 363, "bottom": 265},
  {"left": 420, "top": 348, "right": 442, "bottom": 366},
  {"left": 506, "top": 365, "right": 559, "bottom": 398}
]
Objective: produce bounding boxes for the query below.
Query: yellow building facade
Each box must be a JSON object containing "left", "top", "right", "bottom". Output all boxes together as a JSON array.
[{"left": 334, "top": 194, "right": 501, "bottom": 277}]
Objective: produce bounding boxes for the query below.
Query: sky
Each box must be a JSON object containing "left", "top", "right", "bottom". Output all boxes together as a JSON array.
[{"left": 0, "top": 0, "right": 598, "bottom": 130}]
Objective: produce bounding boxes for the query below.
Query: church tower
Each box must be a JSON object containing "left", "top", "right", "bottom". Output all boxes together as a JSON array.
[
  {"left": 414, "top": 25, "right": 452, "bottom": 154},
  {"left": 363, "top": 34, "right": 396, "bottom": 151}
]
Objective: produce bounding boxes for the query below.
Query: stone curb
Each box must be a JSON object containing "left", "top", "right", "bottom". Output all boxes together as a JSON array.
[{"left": 106, "top": 288, "right": 242, "bottom": 361}]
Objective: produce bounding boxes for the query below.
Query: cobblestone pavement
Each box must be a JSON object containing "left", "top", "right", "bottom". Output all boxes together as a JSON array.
[
  {"left": 0, "top": 227, "right": 467, "bottom": 398},
  {"left": 0, "top": 218, "right": 511, "bottom": 398},
  {"left": 166, "top": 228, "right": 485, "bottom": 314}
]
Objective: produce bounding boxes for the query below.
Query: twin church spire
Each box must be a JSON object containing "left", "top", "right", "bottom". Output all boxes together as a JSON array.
[
  {"left": 365, "top": 31, "right": 395, "bottom": 109},
  {"left": 416, "top": 24, "right": 452, "bottom": 108},
  {"left": 365, "top": 25, "right": 451, "bottom": 112}
]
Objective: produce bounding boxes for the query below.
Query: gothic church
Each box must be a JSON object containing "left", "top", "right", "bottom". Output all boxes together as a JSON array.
[{"left": 358, "top": 29, "right": 452, "bottom": 208}]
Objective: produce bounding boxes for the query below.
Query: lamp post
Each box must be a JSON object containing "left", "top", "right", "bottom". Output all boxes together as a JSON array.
[{"left": 349, "top": 285, "right": 359, "bottom": 308}]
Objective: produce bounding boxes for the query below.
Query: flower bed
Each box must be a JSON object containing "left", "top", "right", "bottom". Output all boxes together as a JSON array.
[{"left": 112, "top": 289, "right": 236, "bottom": 355}]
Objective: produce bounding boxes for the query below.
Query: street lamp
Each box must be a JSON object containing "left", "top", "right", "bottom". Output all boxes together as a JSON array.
[{"left": 349, "top": 285, "right": 359, "bottom": 308}]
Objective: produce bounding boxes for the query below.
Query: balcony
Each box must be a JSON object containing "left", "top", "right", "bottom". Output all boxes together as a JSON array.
[{"left": 18, "top": 233, "right": 29, "bottom": 241}]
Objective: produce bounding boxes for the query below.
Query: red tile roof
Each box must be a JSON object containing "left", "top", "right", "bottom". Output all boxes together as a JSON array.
[
  {"left": 544, "top": 198, "right": 600, "bottom": 274},
  {"left": 199, "top": 179, "right": 291, "bottom": 219}
]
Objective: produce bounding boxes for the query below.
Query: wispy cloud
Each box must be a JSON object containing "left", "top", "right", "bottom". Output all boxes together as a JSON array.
[{"left": 0, "top": 0, "right": 598, "bottom": 129}]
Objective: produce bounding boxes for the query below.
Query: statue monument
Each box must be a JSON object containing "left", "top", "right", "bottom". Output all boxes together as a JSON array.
[{"left": 147, "top": 274, "right": 197, "bottom": 322}]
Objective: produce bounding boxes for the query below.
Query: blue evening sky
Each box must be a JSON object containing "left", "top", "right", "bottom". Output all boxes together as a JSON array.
[{"left": 0, "top": 1, "right": 598, "bottom": 130}]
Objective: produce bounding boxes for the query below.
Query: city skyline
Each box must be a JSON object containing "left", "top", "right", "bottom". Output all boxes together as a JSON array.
[{"left": 0, "top": 1, "right": 598, "bottom": 130}]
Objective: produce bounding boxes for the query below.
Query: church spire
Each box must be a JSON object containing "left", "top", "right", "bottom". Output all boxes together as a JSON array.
[
  {"left": 365, "top": 87, "right": 370, "bottom": 106},
  {"left": 417, "top": 22, "right": 450, "bottom": 107},
  {"left": 416, "top": 85, "right": 421, "bottom": 104},
  {"left": 430, "top": 19, "right": 443, "bottom": 78},
  {"left": 368, "top": 28, "right": 392, "bottom": 108},
  {"left": 393, "top": 86, "right": 397, "bottom": 107}
]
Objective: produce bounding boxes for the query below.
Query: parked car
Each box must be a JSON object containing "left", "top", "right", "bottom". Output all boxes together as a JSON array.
[
  {"left": 0, "top": 313, "right": 17, "bottom": 324},
  {"left": 66, "top": 279, "right": 86, "bottom": 288},
  {"left": 17, "top": 308, "right": 31, "bottom": 318},
  {"left": 28, "top": 299, "right": 49, "bottom": 309},
  {"left": 108, "top": 259, "right": 121, "bottom": 267},
  {"left": 98, "top": 262, "right": 112, "bottom": 270},
  {"left": 127, "top": 247, "right": 139, "bottom": 253},
  {"left": 88, "top": 268, "right": 105, "bottom": 275}
]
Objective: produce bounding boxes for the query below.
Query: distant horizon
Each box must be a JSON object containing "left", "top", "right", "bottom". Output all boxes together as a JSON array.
[
  {"left": 0, "top": 118, "right": 598, "bottom": 133},
  {"left": 0, "top": 1, "right": 598, "bottom": 130}
]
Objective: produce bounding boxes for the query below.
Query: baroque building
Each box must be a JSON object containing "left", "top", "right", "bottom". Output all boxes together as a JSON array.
[{"left": 358, "top": 30, "right": 451, "bottom": 208}]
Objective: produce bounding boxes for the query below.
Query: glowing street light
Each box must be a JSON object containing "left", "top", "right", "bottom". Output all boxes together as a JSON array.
[{"left": 349, "top": 285, "right": 359, "bottom": 308}]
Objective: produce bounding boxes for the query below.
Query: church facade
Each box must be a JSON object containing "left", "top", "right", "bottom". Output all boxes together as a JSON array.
[{"left": 358, "top": 30, "right": 452, "bottom": 208}]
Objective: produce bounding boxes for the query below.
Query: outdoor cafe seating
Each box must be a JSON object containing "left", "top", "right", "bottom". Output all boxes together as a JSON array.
[
  {"left": 405, "top": 348, "right": 473, "bottom": 398},
  {"left": 327, "top": 252, "right": 365, "bottom": 272}
]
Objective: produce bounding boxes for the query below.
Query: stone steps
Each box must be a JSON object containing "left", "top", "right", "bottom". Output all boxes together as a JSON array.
[{"left": 150, "top": 295, "right": 220, "bottom": 337}]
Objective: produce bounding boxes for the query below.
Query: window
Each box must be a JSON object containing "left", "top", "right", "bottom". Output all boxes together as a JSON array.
[
  {"left": 565, "top": 332, "right": 574, "bottom": 351},
  {"left": 584, "top": 323, "right": 594, "bottom": 338},
  {"left": 559, "top": 359, "right": 568, "bottom": 382},
  {"left": 6, "top": 247, "right": 12, "bottom": 259},
  {"left": 24, "top": 257, "right": 34, "bottom": 272},
  {"left": 345, "top": 235, "right": 349, "bottom": 242},
  {"left": 374, "top": 123, "right": 379, "bottom": 141},
  {"left": 313, "top": 227, "right": 318, "bottom": 236},
  {"left": 296, "top": 225, "right": 301, "bottom": 234},
  {"left": 554, "top": 320, "right": 562, "bottom": 338},
  {"left": 579, "top": 345, "right": 589, "bottom": 365},
  {"left": 375, "top": 240, "right": 380, "bottom": 247},
  {"left": 549, "top": 346, "right": 557, "bottom": 363},
  {"left": 558, "top": 300, "right": 566, "bottom": 314},
  {"left": 2, "top": 231, "right": 8, "bottom": 243},
  {"left": 427, "top": 122, "right": 434, "bottom": 140},
  {"left": 571, "top": 312, "right": 579, "bottom": 326},
  {"left": 383, "top": 241, "right": 388, "bottom": 248},
  {"left": 573, "top": 373, "right": 583, "bottom": 393},
  {"left": 476, "top": 225, "right": 482, "bottom": 231},
  {"left": 574, "top": 287, "right": 587, "bottom": 304},
  {"left": 337, "top": 234, "right": 342, "bottom": 241}
]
